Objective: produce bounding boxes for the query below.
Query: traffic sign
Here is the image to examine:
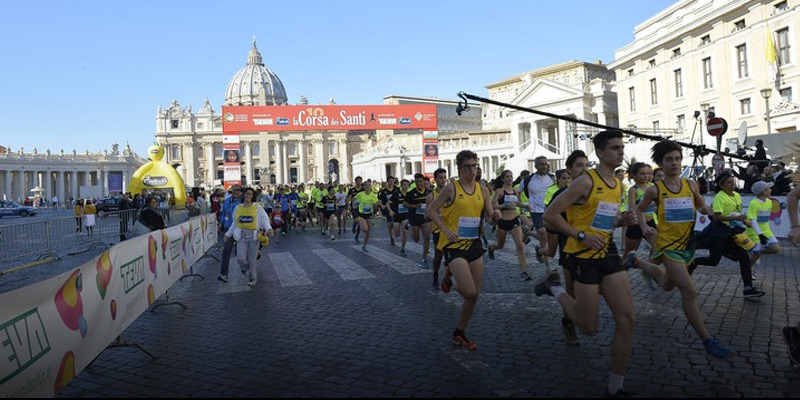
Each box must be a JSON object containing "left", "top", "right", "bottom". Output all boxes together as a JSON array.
[{"left": 707, "top": 117, "right": 728, "bottom": 137}]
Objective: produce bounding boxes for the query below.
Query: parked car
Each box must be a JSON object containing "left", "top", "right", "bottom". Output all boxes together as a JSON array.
[
  {"left": 94, "top": 197, "right": 122, "bottom": 217},
  {"left": 0, "top": 200, "right": 38, "bottom": 218}
]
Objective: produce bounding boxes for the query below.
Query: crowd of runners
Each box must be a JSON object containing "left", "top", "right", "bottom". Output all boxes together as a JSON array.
[{"left": 210, "top": 131, "right": 800, "bottom": 397}]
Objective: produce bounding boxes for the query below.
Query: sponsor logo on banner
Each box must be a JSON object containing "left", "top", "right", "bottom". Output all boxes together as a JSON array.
[
  {"left": 222, "top": 135, "right": 240, "bottom": 145},
  {"left": 224, "top": 166, "right": 240, "bottom": 181},
  {"left": 399, "top": 118, "right": 411, "bottom": 125},
  {"left": 120, "top": 256, "right": 146, "bottom": 294},
  {"left": 423, "top": 131, "right": 439, "bottom": 139},
  {"left": 415, "top": 112, "right": 423, "bottom": 121},
  {"left": 0, "top": 308, "right": 51, "bottom": 385},
  {"left": 224, "top": 112, "right": 234, "bottom": 123},
  {"left": 424, "top": 160, "right": 439, "bottom": 174},
  {"left": 379, "top": 118, "right": 397, "bottom": 125},
  {"left": 254, "top": 118, "right": 273, "bottom": 126},
  {"left": 277, "top": 118, "right": 290, "bottom": 125},
  {"left": 142, "top": 176, "right": 168, "bottom": 187},
  {"left": 170, "top": 239, "right": 181, "bottom": 261}
]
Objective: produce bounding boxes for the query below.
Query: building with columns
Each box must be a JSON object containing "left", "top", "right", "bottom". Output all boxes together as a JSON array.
[{"left": 0, "top": 143, "right": 145, "bottom": 204}]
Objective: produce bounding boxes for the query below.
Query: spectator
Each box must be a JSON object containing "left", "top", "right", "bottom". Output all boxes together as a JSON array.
[
  {"left": 119, "top": 193, "right": 132, "bottom": 241},
  {"left": 772, "top": 161, "right": 792, "bottom": 195},
  {"left": 73, "top": 199, "right": 84, "bottom": 233},
  {"left": 83, "top": 199, "right": 96, "bottom": 236},
  {"left": 133, "top": 196, "right": 166, "bottom": 235},
  {"left": 754, "top": 140, "right": 768, "bottom": 173},
  {"left": 51, "top": 195, "right": 58, "bottom": 210}
]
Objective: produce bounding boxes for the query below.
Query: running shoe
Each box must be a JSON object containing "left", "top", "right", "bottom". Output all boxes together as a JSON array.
[
  {"left": 441, "top": 267, "right": 453, "bottom": 294},
  {"left": 743, "top": 288, "right": 766, "bottom": 298},
  {"left": 419, "top": 259, "right": 428, "bottom": 269},
  {"left": 781, "top": 326, "right": 800, "bottom": 366},
  {"left": 217, "top": 274, "right": 228, "bottom": 283},
  {"left": 400, "top": 249, "right": 407, "bottom": 257},
  {"left": 521, "top": 271, "right": 532, "bottom": 281},
  {"left": 703, "top": 337, "right": 736, "bottom": 359},
  {"left": 488, "top": 247, "right": 495, "bottom": 260},
  {"left": 604, "top": 389, "right": 632, "bottom": 398},
  {"left": 640, "top": 269, "right": 659, "bottom": 291},
  {"left": 623, "top": 252, "right": 639, "bottom": 270},
  {"left": 452, "top": 331, "right": 477, "bottom": 351},
  {"left": 534, "top": 245, "right": 544, "bottom": 263},
  {"left": 281, "top": 232, "right": 286, "bottom": 237},
  {"left": 331, "top": 235, "right": 336, "bottom": 241},
  {"left": 321, "top": 230, "right": 326, "bottom": 236},
  {"left": 562, "top": 318, "right": 580, "bottom": 346},
  {"left": 432, "top": 280, "right": 440, "bottom": 291},
  {"left": 534, "top": 271, "right": 561, "bottom": 297},
  {"left": 362, "top": 246, "right": 369, "bottom": 253},
  {"left": 390, "top": 239, "right": 396, "bottom": 246},
  {"left": 247, "top": 278, "right": 257, "bottom": 287}
]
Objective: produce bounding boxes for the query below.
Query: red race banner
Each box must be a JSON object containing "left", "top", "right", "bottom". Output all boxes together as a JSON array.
[{"left": 222, "top": 105, "right": 438, "bottom": 132}]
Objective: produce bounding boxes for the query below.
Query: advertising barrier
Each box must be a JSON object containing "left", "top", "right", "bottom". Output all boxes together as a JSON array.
[{"left": 0, "top": 213, "right": 218, "bottom": 397}]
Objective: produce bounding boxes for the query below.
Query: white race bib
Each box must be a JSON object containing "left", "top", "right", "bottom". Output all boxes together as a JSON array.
[
  {"left": 457, "top": 217, "right": 481, "bottom": 239},
  {"left": 416, "top": 204, "right": 427, "bottom": 215},
  {"left": 504, "top": 195, "right": 519, "bottom": 204},
  {"left": 664, "top": 197, "right": 694, "bottom": 223},
  {"left": 757, "top": 209, "right": 771, "bottom": 224},
  {"left": 590, "top": 201, "right": 620, "bottom": 232},
  {"left": 326, "top": 204, "right": 335, "bottom": 211},
  {"left": 398, "top": 204, "right": 409, "bottom": 214},
  {"left": 274, "top": 215, "right": 282, "bottom": 223},
  {"left": 362, "top": 204, "right": 372, "bottom": 214},
  {"left": 291, "top": 200, "right": 297, "bottom": 206}
]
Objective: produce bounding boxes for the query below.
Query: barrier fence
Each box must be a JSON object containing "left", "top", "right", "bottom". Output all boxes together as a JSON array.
[{"left": 0, "top": 208, "right": 197, "bottom": 267}]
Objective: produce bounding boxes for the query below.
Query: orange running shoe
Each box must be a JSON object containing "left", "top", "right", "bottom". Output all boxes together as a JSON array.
[{"left": 452, "top": 331, "right": 477, "bottom": 351}]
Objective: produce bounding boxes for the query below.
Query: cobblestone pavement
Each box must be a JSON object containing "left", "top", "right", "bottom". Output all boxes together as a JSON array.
[{"left": 41, "top": 219, "right": 800, "bottom": 397}]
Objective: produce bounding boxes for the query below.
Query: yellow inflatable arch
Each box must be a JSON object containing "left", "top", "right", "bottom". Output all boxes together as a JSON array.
[{"left": 128, "top": 145, "right": 187, "bottom": 209}]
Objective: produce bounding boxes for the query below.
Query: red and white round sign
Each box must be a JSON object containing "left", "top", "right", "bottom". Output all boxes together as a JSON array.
[{"left": 707, "top": 118, "right": 728, "bottom": 137}]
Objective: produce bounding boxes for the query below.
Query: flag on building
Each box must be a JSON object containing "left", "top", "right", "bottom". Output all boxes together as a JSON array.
[{"left": 766, "top": 27, "right": 778, "bottom": 84}]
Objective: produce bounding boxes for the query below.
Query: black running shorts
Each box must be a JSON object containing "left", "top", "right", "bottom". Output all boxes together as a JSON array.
[
  {"left": 444, "top": 240, "right": 485, "bottom": 265},
  {"left": 625, "top": 219, "right": 658, "bottom": 240},
  {"left": 496, "top": 217, "right": 521, "bottom": 231},
  {"left": 565, "top": 254, "right": 624, "bottom": 285}
]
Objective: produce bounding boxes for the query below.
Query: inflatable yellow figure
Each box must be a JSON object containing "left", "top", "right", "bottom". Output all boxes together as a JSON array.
[{"left": 128, "top": 145, "right": 187, "bottom": 209}]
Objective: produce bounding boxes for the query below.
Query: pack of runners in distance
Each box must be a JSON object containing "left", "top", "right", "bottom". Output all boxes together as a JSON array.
[{"left": 211, "top": 131, "right": 800, "bottom": 397}]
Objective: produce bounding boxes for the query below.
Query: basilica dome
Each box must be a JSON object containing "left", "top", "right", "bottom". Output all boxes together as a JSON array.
[{"left": 224, "top": 39, "right": 287, "bottom": 106}]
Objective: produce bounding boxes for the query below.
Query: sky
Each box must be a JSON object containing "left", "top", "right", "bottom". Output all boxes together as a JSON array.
[{"left": 0, "top": 0, "right": 676, "bottom": 157}]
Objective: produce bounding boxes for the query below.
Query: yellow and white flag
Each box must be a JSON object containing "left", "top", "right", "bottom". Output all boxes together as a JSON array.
[{"left": 766, "top": 27, "right": 778, "bottom": 84}]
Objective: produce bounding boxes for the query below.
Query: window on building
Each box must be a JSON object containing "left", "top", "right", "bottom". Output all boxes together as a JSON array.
[
  {"left": 735, "top": 19, "right": 746, "bottom": 31},
  {"left": 777, "top": 28, "right": 791, "bottom": 65},
  {"left": 170, "top": 120, "right": 179, "bottom": 129},
  {"left": 650, "top": 79, "right": 658, "bottom": 105},
  {"left": 629, "top": 87, "right": 636, "bottom": 111},
  {"left": 252, "top": 143, "right": 260, "bottom": 157},
  {"left": 674, "top": 69, "right": 683, "bottom": 98},
  {"left": 171, "top": 145, "right": 181, "bottom": 160},
  {"left": 672, "top": 48, "right": 681, "bottom": 58},
  {"left": 215, "top": 143, "right": 223, "bottom": 159},
  {"left": 701, "top": 35, "right": 711, "bottom": 46},
  {"left": 288, "top": 142, "right": 297, "bottom": 156},
  {"left": 736, "top": 44, "right": 749, "bottom": 78},
  {"left": 627, "top": 68, "right": 634, "bottom": 77},
  {"left": 677, "top": 114, "right": 686, "bottom": 131},
  {"left": 775, "top": 1, "right": 789, "bottom": 13},
  {"left": 740, "top": 98, "right": 751, "bottom": 114},
  {"left": 197, "top": 122, "right": 204, "bottom": 130},
  {"left": 703, "top": 58, "right": 713, "bottom": 89},
  {"left": 269, "top": 143, "right": 275, "bottom": 157},
  {"left": 329, "top": 141, "right": 336, "bottom": 155},
  {"left": 649, "top": 59, "right": 656, "bottom": 69},
  {"left": 780, "top": 87, "right": 793, "bottom": 102},
  {"left": 653, "top": 121, "right": 660, "bottom": 132}
]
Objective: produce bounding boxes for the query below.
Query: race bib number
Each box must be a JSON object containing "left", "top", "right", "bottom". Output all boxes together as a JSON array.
[
  {"left": 644, "top": 204, "right": 657, "bottom": 215},
  {"left": 504, "top": 195, "right": 518, "bottom": 204},
  {"left": 664, "top": 197, "right": 694, "bottom": 223},
  {"left": 398, "top": 204, "right": 408, "bottom": 214},
  {"left": 362, "top": 204, "right": 372, "bottom": 214},
  {"left": 757, "top": 210, "right": 770, "bottom": 224},
  {"left": 326, "top": 204, "right": 335, "bottom": 211},
  {"left": 354, "top": 200, "right": 360, "bottom": 207},
  {"left": 291, "top": 200, "right": 297, "bottom": 206},
  {"left": 274, "top": 216, "right": 282, "bottom": 223},
  {"left": 457, "top": 217, "right": 481, "bottom": 239},
  {"left": 590, "top": 202, "right": 620, "bottom": 232},
  {"left": 416, "top": 204, "right": 427, "bottom": 215}
]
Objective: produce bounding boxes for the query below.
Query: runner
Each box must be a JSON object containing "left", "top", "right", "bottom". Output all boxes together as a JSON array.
[
  {"left": 624, "top": 162, "right": 657, "bottom": 255},
  {"left": 224, "top": 187, "right": 273, "bottom": 286},
  {"left": 335, "top": 186, "right": 348, "bottom": 235},
  {"left": 217, "top": 185, "right": 243, "bottom": 282},
  {"left": 355, "top": 182, "right": 380, "bottom": 252},
  {"left": 289, "top": 187, "right": 301, "bottom": 230},
  {"left": 625, "top": 139, "right": 735, "bottom": 359},
  {"left": 537, "top": 130, "right": 638, "bottom": 398},
  {"left": 348, "top": 177, "right": 365, "bottom": 242},
  {"left": 539, "top": 150, "right": 588, "bottom": 347},
  {"left": 487, "top": 170, "right": 531, "bottom": 281},
  {"left": 427, "top": 150, "right": 500, "bottom": 351},
  {"left": 297, "top": 185, "right": 309, "bottom": 231},
  {"left": 392, "top": 179, "right": 411, "bottom": 257},
  {"left": 314, "top": 183, "right": 327, "bottom": 235},
  {"left": 427, "top": 168, "right": 448, "bottom": 289},
  {"left": 745, "top": 181, "right": 782, "bottom": 268},
  {"left": 275, "top": 187, "right": 291, "bottom": 237},
  {"left": 524, "top": 156, "right": 555, "bottom": 255},
  {"left": 405, "top": 173, "right": 433, "bottom": 268},
  {"left": 379, "top": 177, "right": 398, "bottom": 246},
  {"left": 784, "top": 187, "right": 800, "bottom": 370},
  {"left": 322, "top": 187, "right": 338, "bottom": 241}
]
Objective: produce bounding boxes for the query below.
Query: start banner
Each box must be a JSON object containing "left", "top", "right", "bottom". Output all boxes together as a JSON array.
[
  {"left": 221, "top": 104, "right": 438, "bottom": 132},
  {"left": 0, "top": 214, "right": 218, "bottom": 398}
]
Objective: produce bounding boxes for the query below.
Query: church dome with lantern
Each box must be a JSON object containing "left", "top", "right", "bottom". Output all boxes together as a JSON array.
[{"left": 224, "top": 39, "right": 287, "bottom": 106}]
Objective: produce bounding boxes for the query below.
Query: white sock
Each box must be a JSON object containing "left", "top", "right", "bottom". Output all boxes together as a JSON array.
[
  {"left": 551, "top": 286, "right": 567, "bottom": 298},
  {"left": 608, "top": 373, "right": 625, "bottom": 394}
]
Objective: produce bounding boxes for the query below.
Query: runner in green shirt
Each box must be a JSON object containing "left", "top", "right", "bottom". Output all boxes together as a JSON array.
[
  {"left": 746, "top": 181, "right": 782, "bottom": 267},
  {"left": 356, "top": 183, "right": 380, "bottom": 252}
]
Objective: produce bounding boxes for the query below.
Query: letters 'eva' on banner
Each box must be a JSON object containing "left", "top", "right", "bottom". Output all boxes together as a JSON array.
[{"left": 0, "top": 214, "right": 218, "bottom": 398}]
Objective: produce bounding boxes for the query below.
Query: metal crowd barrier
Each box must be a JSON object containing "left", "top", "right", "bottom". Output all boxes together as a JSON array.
[{"left": 0, "top": 220, "right": 52, "bottom": 264}]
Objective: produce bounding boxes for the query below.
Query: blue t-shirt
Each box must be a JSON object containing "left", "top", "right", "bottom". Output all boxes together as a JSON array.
[
  {"left": 288, "top": 193, "right": 300, "bottom": 212},
  {"left": 276, "top": 194, "right": 290, "bottom": 212}
]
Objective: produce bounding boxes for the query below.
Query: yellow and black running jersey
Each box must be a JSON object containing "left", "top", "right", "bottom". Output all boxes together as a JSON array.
[
  {"left": 564, "top": 169, "right": 622, "bottom": 259},
  {"left": 322, "top": 195, "right": 337, "bottom": 212},
  {"left": 437, "top": 180, "right": 484, "bottom": 251},
  {"left": 406, "top": 187, "right": 431, "bottom": 217},
  {"left": 654, "top": 179, "right": 695, "bottom": 251}
]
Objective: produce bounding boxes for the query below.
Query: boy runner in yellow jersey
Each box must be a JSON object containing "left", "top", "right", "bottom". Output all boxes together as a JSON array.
[
  {"left": 427, "top": 168, "right": 448, "bottom": 290},
  {"left": 626, "top": 140, "right": 735, "bottom": 359},
  {"left": 538, "top": 131, "right": 638, "bottom": 398},
  {"left": 427, "top": 150, "right": 500, "bottom": 351},
  {"left": 746, "top": 181, "right": 781, "bottom": 267}
]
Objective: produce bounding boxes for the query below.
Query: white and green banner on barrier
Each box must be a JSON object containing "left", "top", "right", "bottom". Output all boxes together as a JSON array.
[{"left": 0, "top": 214, "right": 218, "bottom": 398}]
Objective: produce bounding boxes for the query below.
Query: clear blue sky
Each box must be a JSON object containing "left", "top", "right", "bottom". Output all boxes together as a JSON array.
[{"left": 0, "top": 0, "right": 675, "bottom": 156}]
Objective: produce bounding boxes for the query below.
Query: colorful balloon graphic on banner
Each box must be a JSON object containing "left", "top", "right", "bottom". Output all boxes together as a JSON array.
[
  {"left": 181, "top": 259, "right": 187, "bottom": 273},
  {"left": 147, "top": 284, "right": 156, "bottom": 306},
  {"left": 54, "top": 270, "right": 88, "bottom": 338},
  {"left": 95, "top": 250, "right": 113, "bottom": 299},
  {"left": 181, "top": 225, "right": 188, "bottom": 254},
  {"left": 110, "top": 300, "right": 117, "bottom": 320},
  {"left": 167, "top": 262, "right": 171, "bottom": 275},
  {"left": 161, "top": 230, "right": 168, "bottom": 260},
  {"left": 53, "top": 351, "right": 76, "bottom": 395},
  {"left": 147, "top": 235, "right": 157, "bottom": 277}
]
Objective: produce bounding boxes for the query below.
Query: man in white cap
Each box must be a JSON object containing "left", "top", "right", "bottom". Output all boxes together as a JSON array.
[{"left": 745, "top": 181, "right": 781, "bottom": 267}]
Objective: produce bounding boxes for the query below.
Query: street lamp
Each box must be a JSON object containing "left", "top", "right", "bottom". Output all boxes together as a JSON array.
[{"left": 760, "top": 88, "right": 773, "bottom": 135}]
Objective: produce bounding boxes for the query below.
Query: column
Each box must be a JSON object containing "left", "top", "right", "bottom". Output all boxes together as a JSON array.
[
  {"left": 259, "top": 138, "right": 270, "bottom": 185},
  {"left": 56, "top": 171, "right": 65, "bottom": 206},
  {"left": 70, "top": 170, "right": 78, "bottom": 200},
  {"left": 16, "top": 170, "right": 24, "bottom": 202},
  {"left": 122, "top": 170, "right": 129, "bottom": 193},
  {"left": 339, "top": 139, "right": 349, "bottom": 183},
  {"left": 277, "top": 139, "right": 285, "bottom": 184},
  {"left": 243, "top": 141, "right": 252, "bottom": 186},
  {"left": 183, "top": 144, "right": 196, "bottom": 186},
  {"left": 298, "top": 140, "right": 307, "bottom": 184},
  {"left": 44, "top": 170, "right": 52, "bottom": 201},
  {"left": 206, "top": 144, "right": 215, "bottom": 188},
  {"left": 101, "top": 170, "right": 108, "bottom": 196},
  {"left": 315, "top": 140, "right": 325, "bottom": 182},
  {"left": 4, "top": 171, "right": 11, "bottom": 201}
]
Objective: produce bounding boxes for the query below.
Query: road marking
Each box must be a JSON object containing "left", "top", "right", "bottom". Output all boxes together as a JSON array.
[
  {"left": 312, "top": 248, "right": 375, "bottom": 281},
  {"left": 268, "top": 252, "right": 313, "bottom": 287},
  {"left": 352, "top": 245, "right": 429, "bottom": 275}
]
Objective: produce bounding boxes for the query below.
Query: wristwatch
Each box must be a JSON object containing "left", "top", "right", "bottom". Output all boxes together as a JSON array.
[{"left": 576, "top": 231, "right": 586, "bottom": 241}]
